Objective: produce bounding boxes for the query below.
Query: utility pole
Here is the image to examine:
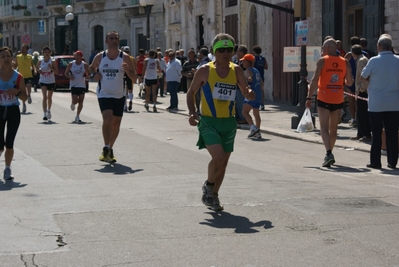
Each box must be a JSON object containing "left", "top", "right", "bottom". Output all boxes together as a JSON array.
[
  {"left": 291, "top": 0, "right": 312, "bottom": 129},
  {"left": 298, "top": 0, "right": 308, "bottom": 118}
]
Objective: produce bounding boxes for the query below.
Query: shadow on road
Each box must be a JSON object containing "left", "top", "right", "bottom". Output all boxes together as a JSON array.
[
  {"left": 0, "top": 180, "right": 27, "bottom": 191},
  {"left": 305, "top": 165, "right": 371, "bottom": 173},
  {"left": 200, "top": 211, "right": 273, "bottom": 233},
  {"left": 95, "top": 163, "right": 143, "bottom": 175},
  {"left": 37, "top": 121, "right": 58, "bottom": 125}
]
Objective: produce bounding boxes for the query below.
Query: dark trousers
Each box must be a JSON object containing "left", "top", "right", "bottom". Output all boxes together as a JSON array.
[
  {"left": 167, "top": 81, "right": 180, "bottom": 109},
  {"left": 158, "top": 76, "right": 165, "bottom": 97},
  {"left": 180, "top": 76, "right": 187, "bottom": 93},
  {"left": 356, "top": 92, "right": 371, "bottom": 138},
  {"left": 369, "top": 111, "right": 399, "bottom": 167}
]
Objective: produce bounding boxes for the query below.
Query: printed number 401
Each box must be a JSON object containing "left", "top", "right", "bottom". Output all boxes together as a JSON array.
[{"left": 218, "top": 88, "right": 232, "bottom": 96}]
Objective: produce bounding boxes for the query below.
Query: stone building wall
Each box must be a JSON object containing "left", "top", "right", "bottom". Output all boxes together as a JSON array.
[{"left": 385, "top": 0, "right": 399, "bottom": 51}]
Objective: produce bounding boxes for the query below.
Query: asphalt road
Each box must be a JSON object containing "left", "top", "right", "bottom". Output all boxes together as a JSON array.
[{"left": 1, "top": 89, "right": 398, "bottom": 267}]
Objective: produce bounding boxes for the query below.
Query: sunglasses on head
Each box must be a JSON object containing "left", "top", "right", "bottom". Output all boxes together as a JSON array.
[{"left": 217, "top": 47, "right": 234, "bottom": 53}]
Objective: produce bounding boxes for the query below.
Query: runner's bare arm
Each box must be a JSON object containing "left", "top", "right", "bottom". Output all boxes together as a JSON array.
[
  {"left": 187, "top": 65, "right": 208, "bottom": 118},
  {"left": 65, "top": 62, "right": 73, "bottom": 79},
  {"left": 235, "top": 65, "right": 255, "bottom": 101},
  {"left": 142, "top": 59, "right": 147, "bottom": 78},
  {"left": 307, "top": 58, "right": 324, "bottom": 98},
  {"left": 84, "top": 63, "right": 90, "bottom": 77},
  {"left": 52, "top": 60, "right": 59, "bottom": 75},
  {"left": 89, "top": 54, "right": 102, "bottom": 82},
  {"left": 157, "top": 61, "right": 162, "bottom": 73},
  {"left": 122, "top": 54, "right": 136, "bottom": 81},
  {"left": 11, "top": 75, "right": 27, "bottom": 102}
]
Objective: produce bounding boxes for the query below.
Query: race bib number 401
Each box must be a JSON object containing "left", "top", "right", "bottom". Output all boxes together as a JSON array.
[{"left": 212, "top": 82, "right": 236, "bottom": 101}]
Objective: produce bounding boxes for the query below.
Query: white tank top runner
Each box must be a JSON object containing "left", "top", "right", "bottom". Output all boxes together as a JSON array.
[
  {"left": 144, "top": 58, "right": 158, "bottom": 80},
  {"left": 97, "top": 51, "right": 125, "bottom": 98},
  {"left": 39, "top": 58, "right": 55, "bottom": 84},
  {"left": 69, "top": 61, "right": 86, "bottom": 88}
]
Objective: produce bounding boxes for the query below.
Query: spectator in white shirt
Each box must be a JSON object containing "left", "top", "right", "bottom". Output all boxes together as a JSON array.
[{"left": 166, "top": 51, "right": 182, "bottom": 110}]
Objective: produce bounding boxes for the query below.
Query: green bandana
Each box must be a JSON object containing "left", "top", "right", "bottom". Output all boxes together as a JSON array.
[{"left": 213, "top": 40, "right": 234, "bottom": 54}]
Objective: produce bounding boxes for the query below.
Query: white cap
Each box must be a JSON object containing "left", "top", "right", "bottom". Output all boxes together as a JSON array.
[{"left": 123, "top": 46, "right": 130, "bottom": 52}]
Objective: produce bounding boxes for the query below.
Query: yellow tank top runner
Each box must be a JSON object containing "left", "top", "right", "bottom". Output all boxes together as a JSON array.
[
  {"left": 16, "top": 54, "right": 33, "bottom": 78},
  {"left": 200, "top": 61, "right": 237, "bottom": 118}
]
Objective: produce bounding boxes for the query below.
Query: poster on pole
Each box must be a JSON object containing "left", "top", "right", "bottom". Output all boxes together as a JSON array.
[
  {"left": 283, "top": 46, "right": 321, "bottom": 72},
  {"left": 295, "top": 20, "right": 308, "bottom": 46}
]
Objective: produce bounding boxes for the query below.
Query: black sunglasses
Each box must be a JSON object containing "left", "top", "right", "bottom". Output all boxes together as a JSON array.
[{"left": 217, "top": 47, "right": 234, "bottom": 53}]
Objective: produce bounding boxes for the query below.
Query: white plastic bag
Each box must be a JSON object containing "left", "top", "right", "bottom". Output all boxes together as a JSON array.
[{"left": 296, "top": 108, "right": 314, "bottom": 133}]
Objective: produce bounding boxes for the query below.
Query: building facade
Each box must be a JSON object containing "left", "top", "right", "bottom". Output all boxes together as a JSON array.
[
  {"left": 163, "top": 0, "right": 399, "bottom": 103},
  {"left": 0, "top": 0, "right": 166, "bottom": 57},
  {"left": 1, "top": 0, "right": 399, "bottom": 103},
  {"left": 0, "top": 0, "right": 50, "bottom": 53}
]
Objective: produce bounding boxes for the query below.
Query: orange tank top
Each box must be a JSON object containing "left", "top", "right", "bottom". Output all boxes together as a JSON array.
[{"left": 317, "top": 55, "right": 347, "bottom": 104}]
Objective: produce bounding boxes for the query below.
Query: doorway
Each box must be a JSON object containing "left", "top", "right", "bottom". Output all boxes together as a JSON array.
[
  {"left": 138, "top": 33, "right": 147, "bottom": 52},
  {"left": 347, "top": 8, "right": 363, "bottom": 47},
  {"left": 197, "top": 15, "right": 204, "bottom": 48},
  {"left": 272, "top": 1, "right": 293, "bottom": 102},
  {"left": 94, "top": 25, "right": 104, "bottom": 51}
]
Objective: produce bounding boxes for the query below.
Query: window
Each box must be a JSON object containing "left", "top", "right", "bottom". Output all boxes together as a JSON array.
[{"left": 226, "top": 0, "right": 237, "bottom": 7}]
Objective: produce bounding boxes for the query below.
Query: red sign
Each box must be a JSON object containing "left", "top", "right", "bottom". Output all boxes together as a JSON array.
[{"left": 22, "top": 34, "right": 31, "bottom": 44}]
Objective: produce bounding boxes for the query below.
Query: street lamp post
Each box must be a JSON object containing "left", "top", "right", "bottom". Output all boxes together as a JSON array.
[
  {"left": 65, "top": 5, "right": 74, "bottom": 55},
  {"left": 291, "top": 0, "right": 312, "bottom": 129},
  {"left": 298, "top": 0, "right": 309, "bottom": 119},
  {"left": 140, "top": 0, "right": 156, "bottom": 51}
]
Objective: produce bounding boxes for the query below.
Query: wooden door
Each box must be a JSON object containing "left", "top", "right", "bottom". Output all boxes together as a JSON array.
[
  {"left": 322, "top": 0, "right": 343, "bottom": 41},
  {"left": 363, "top": 0, "right": 382, "bottom": 54},
  {"left": 225, "top": 14, "right": 239, "bottom": 44},
  {"left": 272, "top": 1, "right": 293, "bottom": 102}
]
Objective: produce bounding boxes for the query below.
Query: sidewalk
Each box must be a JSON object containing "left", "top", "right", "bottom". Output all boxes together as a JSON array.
[{"left": 91, "top": 82, "right": 372, "bottom": 154}]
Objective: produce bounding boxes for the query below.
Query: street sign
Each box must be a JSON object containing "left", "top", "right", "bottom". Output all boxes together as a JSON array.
[
  {"left": 22, "top": 34, "right": 31, "bottom": 45},
  {"left": 295, "top": 20, "right": 308, "bottom": 46},
  {"left": 283, "top": 46, "right": 321, "bottom": 73},
  {"left": 57, "top": 18, "right": 69, "bottom": 26}
]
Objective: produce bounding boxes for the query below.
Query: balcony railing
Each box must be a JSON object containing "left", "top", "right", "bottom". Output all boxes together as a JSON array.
[
  {"left": 0, "top": 8, "right": 50, "bottom": 20},
  {"left": 47, "top": 0, "right": 71, "bottom": 6},
  {"left": 0, "top": 9, "right": 24, "bottom": 20}
]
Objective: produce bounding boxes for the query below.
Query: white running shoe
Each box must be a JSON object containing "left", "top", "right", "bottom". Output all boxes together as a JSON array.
[
  {"left": 248, "top": 126, "right": 258, "bottom": 138},
  {"left": 253, "top": 132, "right": 262, "bottom": 139},
  {"left": 46, "top": 110, "right": 51, "bottom": 120},
  {"left": 70, "top": 103, "right": 75, "bottom": 111},
  {"left": 27, "top": 95, "right": 32, "bottom": 104},
  {"left": 75, "top": 116, "right": 81, "bottom": 123},
  {"left": 4, "top": 167, "right": 14, "bottom": 180},
  {"left": 22, "top": 103, "right": 27, "bottom": 113}
]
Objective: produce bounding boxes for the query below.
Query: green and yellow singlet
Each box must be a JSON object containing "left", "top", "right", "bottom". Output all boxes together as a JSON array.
[{"left": 201, "top": 61, "right": 237, "bottom": 118}]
